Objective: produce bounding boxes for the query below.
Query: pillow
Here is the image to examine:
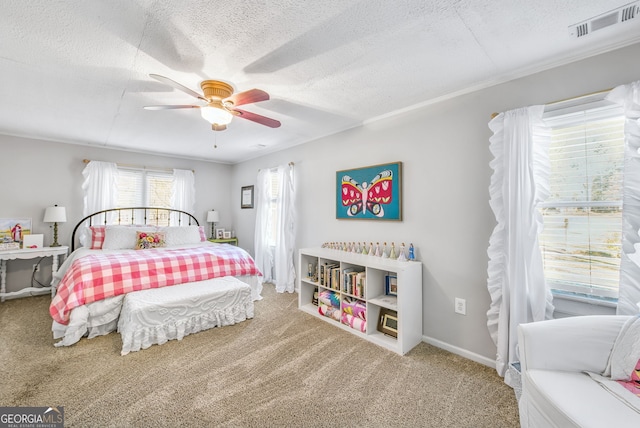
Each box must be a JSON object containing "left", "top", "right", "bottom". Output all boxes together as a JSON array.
[
  {"left": 135, "top": 231, "right": 166, "bottom": 250},
  {"left": 162, "top": 226, "right": 203, "bottom": 247},
  {"left": 90, "top": 225, "right": 106, "bottom": 249},
  {"left": 102, "top": 226, "right": 156, "bottom": 250},
  {"left": 198, "top": 225, "right": 207, "bottom": 242}
]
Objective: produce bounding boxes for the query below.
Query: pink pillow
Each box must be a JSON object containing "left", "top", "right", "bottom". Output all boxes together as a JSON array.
[
  {"left": 198, "top": 225, "right": 207, "bottom": 242},
  {"left": 90, "top": 226, "right": 106, "bottom": 249}
]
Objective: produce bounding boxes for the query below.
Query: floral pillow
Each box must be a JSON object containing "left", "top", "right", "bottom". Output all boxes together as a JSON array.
[{"left": 135, "top": 231, "right": 166, "bottom": 250}]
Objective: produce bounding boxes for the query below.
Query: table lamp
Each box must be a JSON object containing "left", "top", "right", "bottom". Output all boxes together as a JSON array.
[
  {"left": 44, "top": 205, "right": 66, "bottom": 247},
  {"left": 207, "top": 210, "right": 220, "bottom": 239}
]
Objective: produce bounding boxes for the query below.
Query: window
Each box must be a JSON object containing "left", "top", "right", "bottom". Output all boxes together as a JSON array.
[
  {"left": 539, "top": 97, "right": 624, "bottom": 300},
  {"left": 117, "top": 167, "right": 173, "bottom": 225}
]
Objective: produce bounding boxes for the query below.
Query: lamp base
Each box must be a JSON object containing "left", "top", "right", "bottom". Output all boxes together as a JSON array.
[{"left": 51, "top": 222, "right": 61, "bottom": 247}]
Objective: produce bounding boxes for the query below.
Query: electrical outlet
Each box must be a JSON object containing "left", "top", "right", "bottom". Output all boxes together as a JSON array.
[
  {"left": 455, "top": 297, "right": 466, "bottom": 315},
  {"left": 32, "top": 264, "right": 40, "bottom": 273}
]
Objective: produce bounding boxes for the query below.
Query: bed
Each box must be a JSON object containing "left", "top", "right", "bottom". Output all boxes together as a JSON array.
[{"left": 50, "top": 207, "right": 263, "bottom": 347}]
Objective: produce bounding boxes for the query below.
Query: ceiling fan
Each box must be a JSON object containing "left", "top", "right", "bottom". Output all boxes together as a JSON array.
[{"left": 144, "top": 74, "right": 281, "bottom": 131}]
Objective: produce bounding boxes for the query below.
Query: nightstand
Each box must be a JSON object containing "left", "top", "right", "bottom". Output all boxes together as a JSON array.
[
  {"left": 0, "top": 246, "right": 68, "bottom": 302},
  {"left": 208, "top": 238, "right": 238, "bottom": 246}
]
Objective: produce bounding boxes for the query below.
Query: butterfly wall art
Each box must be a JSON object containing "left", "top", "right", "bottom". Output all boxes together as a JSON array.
[{"left": 336, "top": 162, "right": 402, "bottom": 220}]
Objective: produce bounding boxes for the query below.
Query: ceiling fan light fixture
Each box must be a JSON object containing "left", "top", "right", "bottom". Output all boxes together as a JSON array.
[{"left": 200, "top": 105, "right": 233, "bottom": 126}]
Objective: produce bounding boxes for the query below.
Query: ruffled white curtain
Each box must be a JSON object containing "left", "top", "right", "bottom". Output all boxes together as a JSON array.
[
  {"left": 80, "top": 161, "right": 118, "bottom": 245},
  {"left": 273, "top": 164, "right": 296, "bottom": 293},
  {"left": 254, "top": 169, "right": 273, "bottom": 283},
  {"left": 254, "top": 164, "right": 296, "bottom": 293},
  {"left": 171, "top": 169, "right": 196, "bottom": 223},
  {"left": 486, "top": 106, "right": 555, "bottom": 385},
  {"left": 606, "top": 81, "right": 640, "bottom": 315}
]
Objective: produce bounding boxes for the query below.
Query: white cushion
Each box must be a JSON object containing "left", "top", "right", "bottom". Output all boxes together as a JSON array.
[
  {"left": 523, "top": 369, "right": 639, "bottom": 427},
  {"left": 161, "top": 226, "right": 203, "bottom": 247}
]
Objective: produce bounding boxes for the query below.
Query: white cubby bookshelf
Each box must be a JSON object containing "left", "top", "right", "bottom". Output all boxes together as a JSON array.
[{"left": 298, "top": 247, "right": 422, "bottom": 355}]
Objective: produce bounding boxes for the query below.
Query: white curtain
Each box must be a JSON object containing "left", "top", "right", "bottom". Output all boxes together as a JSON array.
[
  {"left": 606, "top": 81, "right": 640, "bottom": 315},
  {"left": 80, "top": 161, "right": 119, "bottom": 245},
  {"left": 486, "top": 106, "right": 555, "bottom": 386},
  {"left": 82, "top": 161, "right": 119, "bottom": 216},
  {"left": 254, "top": 169, "right": 273, "bottom": 284},
  {"left": 171, "top": 169, "right": 196, "bottom": 223},
  {"left": 273, "top": 164, "right": 296, "bottom": 293},
  {"left": 254, "top": 164, "right": 296, "bottom": 293}
]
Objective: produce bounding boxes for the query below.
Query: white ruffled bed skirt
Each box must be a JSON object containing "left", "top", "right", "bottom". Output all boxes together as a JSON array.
[
  {"left": 117, "top": 276, "right": 254, "bottom": 355},
  {"left": 52, "top": 275, "right": 260, "bottom": 348}
]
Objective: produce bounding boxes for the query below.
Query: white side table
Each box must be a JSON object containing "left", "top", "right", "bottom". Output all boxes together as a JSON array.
[{"left": 0, "top": 246, "right": 68, "bottom": 302}]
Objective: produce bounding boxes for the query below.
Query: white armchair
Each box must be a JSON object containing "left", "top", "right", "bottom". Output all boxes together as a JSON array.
[{"left": 518, "top": 315, "right": 640, "bottom": 427}]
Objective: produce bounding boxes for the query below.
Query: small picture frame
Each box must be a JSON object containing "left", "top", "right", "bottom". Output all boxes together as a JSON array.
[
  {"left": 216, "top": 228, "right": 225, "bottom": 239},
  {"left": 23, "top": 234, "right": 43, "bottom": 249},
  {"left": 377, "top": 308, "right": 398, "bottom": 338},
  {"left": 223, "top": 231, "right": 231, "bottom": 239},
  {"left": 385, "top": 275, "right": 398, "bottom": 296},
  {"left": 241, "top": 185, "right": 254, "bottom": 209}
]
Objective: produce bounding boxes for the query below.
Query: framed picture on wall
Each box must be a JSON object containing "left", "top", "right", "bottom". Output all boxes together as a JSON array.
[
  {"left": 336, "top": 162, "right": 402, "bottom": 220},
  {"left": 241, "top": 185, "right": 254, "bottom": 209}
]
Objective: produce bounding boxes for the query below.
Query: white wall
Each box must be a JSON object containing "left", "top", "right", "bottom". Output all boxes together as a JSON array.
[
  {"left": 0, "top": 135, "right": 232, "bottom": 292},
  {"left": 231, "top": 42, "right": 640, "bottom": 365}
]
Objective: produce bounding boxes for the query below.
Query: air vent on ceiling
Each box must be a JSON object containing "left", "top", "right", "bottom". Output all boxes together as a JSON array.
[{"left": 569, "top": 1, "right": 639, "bottom": 38}]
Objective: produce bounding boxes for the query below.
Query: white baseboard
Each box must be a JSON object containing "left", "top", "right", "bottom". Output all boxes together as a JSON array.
[{"left": 422, "top": 335, "right": 496, "bottom": 369}]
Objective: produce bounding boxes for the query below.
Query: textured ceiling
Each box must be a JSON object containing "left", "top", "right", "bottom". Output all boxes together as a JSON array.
[{"left": 1, "top": 0, "right": 639, "bottom": 164}]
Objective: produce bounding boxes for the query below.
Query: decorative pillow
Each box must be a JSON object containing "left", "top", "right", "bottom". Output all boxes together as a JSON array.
[
  {"left": 162, "top": 226, "right": 203, "bottom": 247},
  {"left": 90, "top": 225, "right": 106, "bottom": 249},
  {"left": 198, "top": 225, "right": 207, "bottom": 242},
  {"left": 102, "top": 226, "right": 156, "bottom": 250},
  {"left": 135, "top": 231, "right": 166, "bottom": 250}
]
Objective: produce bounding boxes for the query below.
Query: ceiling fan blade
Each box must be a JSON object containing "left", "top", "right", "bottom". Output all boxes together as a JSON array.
[
  {"left": 226, "top": 89, "right": 270, "bottom": 107},
  {"left": 149, "top": 74, "right": 207, "bottom": 101},
  {"left": 232, "top": 108, "right": 281, "bottom": 128},
  {"left": 144, "top": 105, "right": 201, "bottom": 110}
]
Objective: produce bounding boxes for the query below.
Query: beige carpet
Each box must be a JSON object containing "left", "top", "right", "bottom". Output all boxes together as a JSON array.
[{"left": 0, "top": 285, "right": 519, "bottom": 427}]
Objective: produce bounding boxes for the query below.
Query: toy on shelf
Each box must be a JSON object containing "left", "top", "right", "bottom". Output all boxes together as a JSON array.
[
  {"left": 389, "top": 242, "right": 397, "bottom": 260},
  {"left": 381, "top": 242, "right": 389, "bottom": 259},
  {"left": 398, "top": 243, "right": 407, "bottom": 261},
  {"left": 408, "top": 243, "right": 416, "bottom": 261}
]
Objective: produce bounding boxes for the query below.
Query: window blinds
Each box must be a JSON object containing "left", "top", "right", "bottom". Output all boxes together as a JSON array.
[{"left": 539, "top": 102, "right": 624, "bottom": 299}]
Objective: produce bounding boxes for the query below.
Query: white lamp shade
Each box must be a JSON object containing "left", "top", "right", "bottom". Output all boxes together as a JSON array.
[
  {"left": 44, "top": 206, "right": 67, "bottom": 223},
  {"left": 207, "top": 211, "right": 220, "bottom": 222}
]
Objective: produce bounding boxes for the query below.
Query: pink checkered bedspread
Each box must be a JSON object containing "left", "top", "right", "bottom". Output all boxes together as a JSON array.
[{"left": 50, "top": 245, "right": 261, "bottom": 325}]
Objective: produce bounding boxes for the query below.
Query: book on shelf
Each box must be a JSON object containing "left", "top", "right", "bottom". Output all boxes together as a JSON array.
[
  {"left": 355, "top": 271, "right": 366, "bottom": 298},
  {"left": 320, "top": 262, "right": 339, "bottom": 287},
  {"left": 341, "top": 267, "right": 355, "bottom": 292}
]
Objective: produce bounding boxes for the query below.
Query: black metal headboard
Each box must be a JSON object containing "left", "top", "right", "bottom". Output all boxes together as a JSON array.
[{"left": 71, "top": 207, "right": 199, "bottom": 251}]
